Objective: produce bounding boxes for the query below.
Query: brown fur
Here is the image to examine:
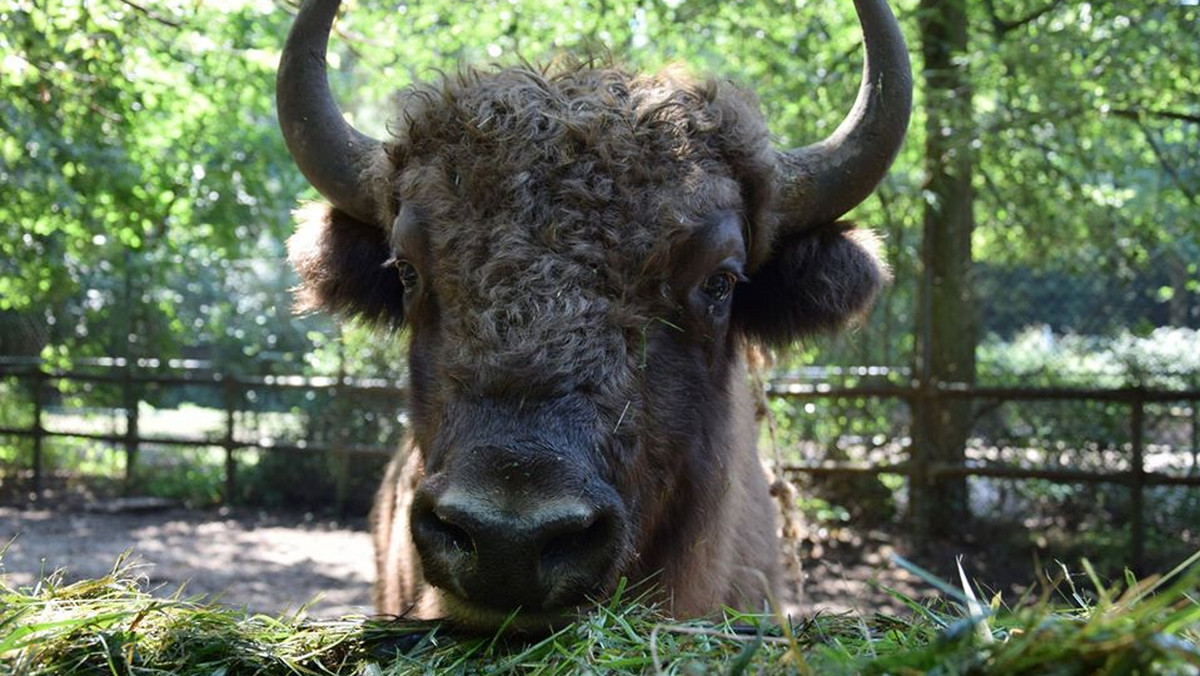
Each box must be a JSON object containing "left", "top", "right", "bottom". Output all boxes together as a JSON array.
[{"left": 289, "top": 59, "right": 885, "bottom": 628}]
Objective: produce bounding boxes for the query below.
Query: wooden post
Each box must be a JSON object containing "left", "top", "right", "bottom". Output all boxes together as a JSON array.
[
  {"left": 1191, "top": 388, "right": 1198, "bottom": 474},
  {"left": 30, "top": 367, "right": 45, "bottom": 496},
  {"left": 911, "top": 0, "right": 976, "bottom": 540},
  {"left": 123, "top": 363, "right": 139, "bottom": 495},
  {"left": 222, "top": 378, "right": 238, "bottom": 504},
  {"left": 907, "top": 380, "right": 933, "bottom": 539},
  {"left": 333, "top": 334, "right": 350, "bottom": 516},
  {"left": 1129, "top": 392, "right": 1146, "bottom": 575},
  {"left": 121, "top": 249, "right": 139, "bottom": 495}
]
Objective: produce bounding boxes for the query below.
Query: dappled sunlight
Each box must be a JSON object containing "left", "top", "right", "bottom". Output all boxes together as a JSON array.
[
  {"left": 0, "top": 0, "right": 1195, "bottom": 670},
  {"left": 0, "top": 507, "right": 373, "bottom": 617},
  {"left": 801, "top": 533, "right": 927, "bottom": 616}
]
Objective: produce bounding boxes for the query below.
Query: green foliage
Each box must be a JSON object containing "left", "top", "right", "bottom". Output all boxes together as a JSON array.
[
  {"left": 0, "top": 379, "right": 34, "bottom": 431},
  {"left": 972, "top": 2, "right": 1199, "bottom": 267},
  {"left": 979, "top": 327, "right": 1200, "bottom": 388},
  {"left": 1, "top": 0, "right": 307, "bottom": 366},
  {"left": 2, "top": 0, "right": 1196, "bottom": 372},
  {"left": 304, "top": 325, "right": 409, "bottom": 380},
  {"left": 2, "top": 553, "right": 1197, "bottom": 674},
  {"left": 127, "top": 446, "right": 227, "bottom": 506},
  {"left": 239, "top": 449, "right": 388, "bottom": 514}
]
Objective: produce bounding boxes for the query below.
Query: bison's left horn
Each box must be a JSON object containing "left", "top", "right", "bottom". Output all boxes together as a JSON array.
[
  {"left": 776, "top": 0, "right": 912, "bottom": 231},
  {"left": 277, "top": 0, "right": 383, "bottom": 225}
]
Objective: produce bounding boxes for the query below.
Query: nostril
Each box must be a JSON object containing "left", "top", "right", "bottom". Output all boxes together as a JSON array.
[
  {"left": 413, "top": 503, "right": 476, "bottom": 558},
  {"left": 539, "top": 510, "right": 616, "bottom": 572}
]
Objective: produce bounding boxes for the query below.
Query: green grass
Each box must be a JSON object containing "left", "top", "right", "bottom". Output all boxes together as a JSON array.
[{"left": 1, "top": 552, "right": 1197, "bottom": 675}]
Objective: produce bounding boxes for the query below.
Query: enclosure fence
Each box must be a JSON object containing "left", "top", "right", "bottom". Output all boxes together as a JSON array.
[
  {"left": 0, "top": 357, "right": 404, "bottom": 512},
  {"left": 2, "top": 356, "right": 1197, "bottom": 571},
  {"left": 768, "top": 380, "right": 1200, "bottom": 572}
]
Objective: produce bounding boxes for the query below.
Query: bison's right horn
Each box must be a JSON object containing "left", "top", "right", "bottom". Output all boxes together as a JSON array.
[
  {"left": 277, "top": 0, "right": 383, "bottom": 225},
  {"left": 775, "top": 0, "right": 913, "bottom": 232}
]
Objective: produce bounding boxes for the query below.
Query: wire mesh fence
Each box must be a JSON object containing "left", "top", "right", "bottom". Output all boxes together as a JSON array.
[{"left": 1, "top": 243, "right": 1197, "bottom": 567}]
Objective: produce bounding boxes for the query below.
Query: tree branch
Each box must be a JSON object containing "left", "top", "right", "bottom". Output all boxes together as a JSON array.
[
  {"left": 982, "top": 0, "right": 1066, "bottom": 39},
  {"left": 1110, "top": 107, "right": 1200, "bottom": 126},
  {"left": 982, "top": 103, "right": 1200, "bottom": 136},
  {"left": 116, "top": 0, "right": 183, "bottom": 28},
  {"left": 1134, "top": 121, "right": 1199, "bottom": 207}
]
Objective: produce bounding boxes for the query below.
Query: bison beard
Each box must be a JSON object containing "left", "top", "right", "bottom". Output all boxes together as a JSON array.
[{"left": 278, "top": 0, "right": 911, "bottom": 631}]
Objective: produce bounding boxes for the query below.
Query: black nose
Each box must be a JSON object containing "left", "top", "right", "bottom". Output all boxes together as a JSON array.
[{"left": 411, "top": 484, "right": 623, "bottom": 611}]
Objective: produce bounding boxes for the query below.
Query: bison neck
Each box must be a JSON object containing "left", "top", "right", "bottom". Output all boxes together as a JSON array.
[{"left": 633, "top": 357, "right": 781, "bottom": 617}]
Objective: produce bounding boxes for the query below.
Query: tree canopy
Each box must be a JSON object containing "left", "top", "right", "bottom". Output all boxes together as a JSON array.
[{"left": 2, "top": 0, "right": 1196, "bottom": 374}]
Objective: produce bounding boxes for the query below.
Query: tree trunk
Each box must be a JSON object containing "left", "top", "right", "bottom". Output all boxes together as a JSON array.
[
  {"left": 911, "top": 0, "right": 976, "bottom": 538},
  {"left": 1166, "top": 251, "right": 1191, "bottom": 327}
]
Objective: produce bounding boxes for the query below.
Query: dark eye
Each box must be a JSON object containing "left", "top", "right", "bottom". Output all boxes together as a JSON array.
[
  {"left": 700, "top": 271, "right": 738, "bottom": 303},
  {"left": 394, "top": 260, "right": 419, "bottom": 293}
]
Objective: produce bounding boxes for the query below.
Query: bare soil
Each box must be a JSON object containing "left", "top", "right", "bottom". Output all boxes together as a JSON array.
[
  {"left": 1, "top": 504, "right": 376, "bottom": 617},
  {"left": 0, "top": 499, "right": 957, "bottom": 619}
]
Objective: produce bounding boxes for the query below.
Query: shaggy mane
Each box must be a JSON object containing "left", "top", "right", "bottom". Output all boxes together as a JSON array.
[{"left": 378, "top": 58, "right": 778, "bottom": 267}]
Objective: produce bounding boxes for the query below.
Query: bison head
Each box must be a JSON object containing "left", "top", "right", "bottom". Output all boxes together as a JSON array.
[{"left": 278, "top": 0, "right": 910, "bottom": 630}]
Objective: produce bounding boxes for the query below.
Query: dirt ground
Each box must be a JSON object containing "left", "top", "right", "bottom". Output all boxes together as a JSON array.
[
  {"left": 0, "top": 493, "right": 965, "bottom": 619},
  {"left": 1, "top": 504, "right": 376, "bottom": 617}
]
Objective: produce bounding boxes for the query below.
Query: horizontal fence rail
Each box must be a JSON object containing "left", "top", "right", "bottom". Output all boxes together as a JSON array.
[
  {"left": 0, "top": 361, "right": 406, "bottom": 508},
  {"left": 767, "top": 379, "right": 1200, "bottom": 571},
  {"left": 2, "top": 359, "right": 1198, "bottom": 569}
]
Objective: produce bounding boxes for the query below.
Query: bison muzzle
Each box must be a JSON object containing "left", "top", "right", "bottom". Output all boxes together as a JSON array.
[{"left": 276, "top": 0, "right": 911, "bottom": 631}]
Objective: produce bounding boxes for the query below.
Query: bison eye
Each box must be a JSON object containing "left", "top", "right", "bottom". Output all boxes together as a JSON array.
[
  {"left": 392, "top": 259, "right": 419, "bottom": 293},
  {"left": 700, "top": 271, "right": 738, "bottom": 303}
]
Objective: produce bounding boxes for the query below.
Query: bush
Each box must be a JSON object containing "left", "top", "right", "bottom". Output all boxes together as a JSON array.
[{"left": 978, "top": 327, "right": 1200, "bottom": 389}]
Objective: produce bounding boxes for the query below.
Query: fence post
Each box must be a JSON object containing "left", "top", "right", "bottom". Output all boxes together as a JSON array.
[
  {"left": 122, "top": 359, "right": 139, "bottom": 495},
  {"left": 1129, "top": 390, "right": 1145, "bottom": 575},
  {"left": 30, "top": 366, "right": 45, "bottom": 496},
  {"left": 222, "top": 377, "right": 238, "bottom": 504},
  {"left": 1191, "top": 387, "right": 1198, "bottom": 475},
  {"left": 907, "top": 382, "right": 932, "bottom": 541},
  {"left": 121, "top": 249, "right": 139, "bottom": 495},
  {"left": 333, "top": 337, "right": 350, "bottom": 515}
]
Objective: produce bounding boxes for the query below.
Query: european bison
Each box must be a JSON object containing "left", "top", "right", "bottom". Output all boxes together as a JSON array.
[{"left": 277, "top": 0, "right": 910, "bottom": 630}]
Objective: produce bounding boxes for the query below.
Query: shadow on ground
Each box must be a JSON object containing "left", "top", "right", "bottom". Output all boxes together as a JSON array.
[
  {"left": 1, "top": 498, "right": 1064, "bottom": 620},
  {"left": 0, "top": 505, "right": 375, "bottom": 617}
]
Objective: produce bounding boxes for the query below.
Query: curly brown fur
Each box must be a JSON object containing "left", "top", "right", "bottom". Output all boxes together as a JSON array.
[
  {"left": 287, "top": 204, "right": 405, "bottom": 328},
  {"left": 368, "top": 62, "right": 778, "bottom": 390},
  {"left": 734, "top": 222, "right": 889, "bottom": 346},
  {"left": 288, "top": 58, "right": 886, "bottom": 628}
]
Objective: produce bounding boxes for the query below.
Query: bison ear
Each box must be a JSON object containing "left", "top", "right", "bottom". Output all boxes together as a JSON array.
[
  {"left": 733, "top": 223, "right": 888, "bottom": 347},
  {"left": 287, "top": 204, "right": 405, "bottom": 328}
]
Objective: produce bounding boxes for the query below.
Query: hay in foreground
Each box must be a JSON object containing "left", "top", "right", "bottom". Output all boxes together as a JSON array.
[{"left": 1, "top": 552, "right": 1197, "bottom": 675}]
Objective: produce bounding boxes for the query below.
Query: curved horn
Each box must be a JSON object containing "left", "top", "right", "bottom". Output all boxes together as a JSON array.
[
  {"left": 776, "top": 0, "right": 912, "bottom": 231},
  {"left": 277, "top": 0, "right": 383, "bottom": 225}
]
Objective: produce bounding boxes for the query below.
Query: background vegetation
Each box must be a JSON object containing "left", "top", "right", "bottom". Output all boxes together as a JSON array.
[
  {"left": 3, "top": 0, "right": 1195, "bottom": 365},
  {"left": 1, "top": 0, "right": 1197, "bottom": 579}
]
